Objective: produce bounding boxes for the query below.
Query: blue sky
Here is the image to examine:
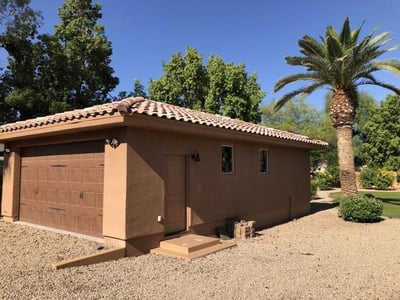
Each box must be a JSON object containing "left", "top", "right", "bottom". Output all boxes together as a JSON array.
[{"left": 9, "top": 0, "right": 400, "bottom": 110}]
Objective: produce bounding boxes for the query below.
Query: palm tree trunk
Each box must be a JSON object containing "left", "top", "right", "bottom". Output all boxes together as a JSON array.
[{"left": 336, "top": 125, "right": 358, "bottom": 201}]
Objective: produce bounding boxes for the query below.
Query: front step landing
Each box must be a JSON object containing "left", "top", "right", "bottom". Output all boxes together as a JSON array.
[{"left": 151, "top": 234, "right": 236, "bottom": 260}]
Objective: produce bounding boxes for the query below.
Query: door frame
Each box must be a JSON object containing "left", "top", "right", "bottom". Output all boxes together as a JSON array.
[{"left": 164, "top": 154, "right": 190, "bottom": 234}]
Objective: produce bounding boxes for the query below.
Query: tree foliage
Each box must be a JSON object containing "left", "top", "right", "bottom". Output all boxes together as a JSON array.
[
  {"left": 116, "top": 79, "right": 147, "bottom": 99},
  {"left": 360, "top": 94, "right": 400, "bottom": 171},
  {"left": 352, "top": 92, "right": 377, "bottom": 167},
  {"left": 0, "top": 0, "right": 41, "bottom": 33},
  {"left": 0, "top": 0, "right": 45, "bottom": 120},
  {"left": 261, "top": 97, "right": 320, "bottom": 136},
  {"left": 133, "top": 79, "right": 147, "bottom": 98},
  {"left": 0, "top": 0, "right": 118, "bottom": 122},
  {"left": 261, "top": 97, "right": 337, "bottom": 171},
  {"left": 53, "top": 0, "right": 118, "bottom": 110},
  {"left": 149, "top": 47, "right": 265, "bottom": 123}
]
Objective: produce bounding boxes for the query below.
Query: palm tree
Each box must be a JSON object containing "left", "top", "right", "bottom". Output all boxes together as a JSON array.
[{"left": 274, "top": 17, "right": 400, "bottom": 203}]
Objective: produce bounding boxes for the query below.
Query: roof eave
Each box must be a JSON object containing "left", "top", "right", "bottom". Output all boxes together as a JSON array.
[
  {"left": 123, "top": 113, "right": 328, "bottom": 150},
  {"left": 0, "top": 114, "right": 125, "bottom": 142}
]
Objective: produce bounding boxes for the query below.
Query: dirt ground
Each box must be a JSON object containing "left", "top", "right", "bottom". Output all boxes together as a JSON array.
[{"left": 1, "top": 189, "right": 399, "bottom": 299}]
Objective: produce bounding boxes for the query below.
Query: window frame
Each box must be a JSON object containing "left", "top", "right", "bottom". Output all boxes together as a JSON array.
[
  {"left": 221, "top": 145, "right": 234, "bottom": 174},
  {"left": 259, "top": 149, "right": 269, "bottom": 174}
]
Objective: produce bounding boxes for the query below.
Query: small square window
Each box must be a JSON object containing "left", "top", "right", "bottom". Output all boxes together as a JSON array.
[
  {"left": 259, "top": 149, "right": 268, "bottom": 173},
  {"left": 221, "top": 145, "right": 234, "bottom": 174}
]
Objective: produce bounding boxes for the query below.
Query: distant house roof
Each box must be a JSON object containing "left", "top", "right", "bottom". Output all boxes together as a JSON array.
[{"left": 0, "top": 97, "right": 328, "bottom": 147}]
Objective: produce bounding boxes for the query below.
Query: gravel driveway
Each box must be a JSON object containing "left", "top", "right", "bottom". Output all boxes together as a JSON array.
[{"left": 1, "top": 194, "right": 400, "bottom": 299}]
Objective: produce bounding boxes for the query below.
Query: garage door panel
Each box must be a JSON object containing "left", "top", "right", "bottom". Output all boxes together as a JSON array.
[
  {"left": 82, "top": 192, "right": 96, "bottom": 208},
  {"left": 31, "top": 207, "right": 38, "bottom": 222},
  {"left": 67, "top": 213, "right": 80, "bottom": 230},
  {"left": 57, "top": 190, "right": 68, "bottom": 204},
  {"left": 69, "top": 191, "right": 81, "bottom": 207},
  {"left": 47, "top": 207, "right": 61, "bottom": 227},
  {"left": 19, "top": 141, "right": 104, "bottom": 237},
  {"left": 82, "top": 216, "right": 98, "bottom": 233},
  {"left": 70, "top": 168, "right": 82, "bottom": 183}
]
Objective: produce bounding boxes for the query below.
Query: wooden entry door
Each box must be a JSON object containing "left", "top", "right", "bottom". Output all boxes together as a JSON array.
[{"left": 165, "top": 155, "right": 186, "bottom": 234}]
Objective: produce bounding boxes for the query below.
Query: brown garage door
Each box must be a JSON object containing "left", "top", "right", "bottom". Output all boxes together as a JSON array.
[{"left": 19, "top": 141, "right": 104, "bottom": 237}]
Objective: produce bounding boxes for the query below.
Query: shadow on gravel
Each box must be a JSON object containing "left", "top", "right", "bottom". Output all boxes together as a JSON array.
[{"left": 310, "top": 201, "right": 338, "bottom": 214}]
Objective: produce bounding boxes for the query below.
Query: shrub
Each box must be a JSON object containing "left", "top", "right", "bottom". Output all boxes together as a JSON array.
[
  {"left": 360, "top": 167, "right": 395, "bottom": 190},
  {"left": 326, "top": 166, "right": 340, "bottom": 187},
  {"left": 314, "top": 171, "right": 334, "bottom": 190},
  {"left": 375, "top": 169, "right": 395, "bottom": 190},
  {"left": 359, "top": 167, "right": 377, "bottom": 189},
  {"left": 341, "top": 195, "right": 383, "bottom": 223},
  {"left": 310, "top": 177, "right": 318, "bottom": 198}
]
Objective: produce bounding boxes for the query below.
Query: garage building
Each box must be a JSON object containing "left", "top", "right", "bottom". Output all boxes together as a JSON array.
[{"left": 1, "top": 97, "right": 327, "bottom": 255}]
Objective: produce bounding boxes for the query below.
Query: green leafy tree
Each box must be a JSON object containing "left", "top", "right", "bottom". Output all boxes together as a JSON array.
[
  {"left": 133, "top": 79, "right": 147, "bottom": 98},
  {"left": 274, "top": 17, "right": 400, "bottom": 202},
  {"left": 0, "top": 69, "right": 16, "bottom": 123},
  {"left": 54, "top": 0, "right": 118, "bottom": 109},
  {"left": 352, "top": 92, "right": 377, "bottom": 167},
  {"left": 261, "top": 97, "right": 320, "bottom": 135},
  {"left": 261, "top": 97, "right": 337, "bottom": 172},
  {"left": 360, "top": 94, "right": 400, "bottom": 171},
  {"left": 0, "top": 0, "right": 119, "bottom": 120},
  {"left": 149, "top": 47, "right": 264, "bottom": 123},
  {"left": 262, "top": 97, "right": 324, "bottom": 170},
  {"left": 116, "top": 79, "right": 147, "bottom": 99},
  {"left": 0, "top": 0, "right": 41, "bottom": 31},
  {"left": 149, "top": 47, "right": 207, "bottom": 110},
  {"left": 205, "top": 55, "right": 264, "bottom": 122},
  {"left": 0, "top": 0, "right": 47, "bottom": 120}
]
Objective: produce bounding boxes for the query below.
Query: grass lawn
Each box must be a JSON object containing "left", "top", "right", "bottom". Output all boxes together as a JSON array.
[{"left": 329, "top": 190, "right": 400, "bottom": 219}]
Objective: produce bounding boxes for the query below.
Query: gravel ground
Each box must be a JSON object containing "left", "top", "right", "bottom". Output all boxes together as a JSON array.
[{"left": 1, "top": 192, "right": 400, "bottom": 299}]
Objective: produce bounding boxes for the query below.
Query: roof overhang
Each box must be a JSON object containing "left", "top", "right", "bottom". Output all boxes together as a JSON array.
[
  {"left": 0, "top": 114, "right": 125, "bottom": 142},
  {"left": 0, "top": 97, "right": 328, "bottom": 150}
]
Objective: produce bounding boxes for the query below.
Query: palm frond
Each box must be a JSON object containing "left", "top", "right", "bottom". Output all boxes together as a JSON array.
[
  {"left": 359, "top": 74, "right": 400, "bottom": 95},
  {"left": 387, "top": 45, "right": 400, "bottom": 52},
  {"left": 274, "top": 17, "right": 400, "bottom": 109},
  {"left": 372, "top": 60, "right": 400, "bottom": 76},
  {"left": 368, "top": 32, "right": 390, "bottom": 47},
  {"left": 350, "top": 20, "right": 365, "bottom": 45},
  {"left": 339, "top": 17, "right": 352, "bottom": 45},
  {"left": 274, "top": 72, "right": 322, "bottom": 92},
  {"left": 299, "top": 35, "right": 325, "bottom": 57},
  {"left": 326, "top": 35, "right": 344, "bottom": 60},
  {"left": 274, "top": 82, "right": 326, "bottom": 111},
  {"left": 285, "top": 55, "right": 331, "bottom": 73}
]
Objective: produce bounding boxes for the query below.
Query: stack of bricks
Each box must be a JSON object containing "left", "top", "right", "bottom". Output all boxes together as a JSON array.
[{"left": 234, "top": 220, "right": 255, "bottom": 240}]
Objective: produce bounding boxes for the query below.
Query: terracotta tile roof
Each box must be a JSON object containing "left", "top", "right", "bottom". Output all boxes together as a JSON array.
[{"left": 0, "top": 97, "right": 328, "bottom": 147}]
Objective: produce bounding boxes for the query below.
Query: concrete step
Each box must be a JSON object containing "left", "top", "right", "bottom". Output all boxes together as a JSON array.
[
  {"left": 159, "top": 234, "right": 220, "bottom": 254},
  {"left": 151, "top": 234, "right": 236, "bottom": 260}
]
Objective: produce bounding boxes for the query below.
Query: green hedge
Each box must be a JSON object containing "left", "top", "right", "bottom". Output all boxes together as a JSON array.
[
  {"left": 311, "top": 166, "right": 340, "bottom": 192},
  {"left": 341, "top": 195, "right": 383, "bottom": 223},
  {"left": 359, "top": 167, "right": 395, "bottom": 190}
]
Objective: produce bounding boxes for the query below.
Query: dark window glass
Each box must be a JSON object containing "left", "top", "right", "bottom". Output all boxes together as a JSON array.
[
  {"left": 260, "top": 149, "right": 268, "bottom": 173},
  {"left": 221, "top": 146, "right": 234, "bottom": 174}
]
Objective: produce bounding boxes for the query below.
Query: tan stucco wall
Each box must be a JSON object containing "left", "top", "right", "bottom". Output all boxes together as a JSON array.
[
  {"left": 103, "top": 133, "right": 128, "bottom": 240},
  {"left": 1, "top": 149, "right": 21, "bottom": 221},
  {"left": 122, "top": 128, "right": 311, "bottom": 240},
  {"left": 1, "top": 117, "right": 313, "bottom": 255}
]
